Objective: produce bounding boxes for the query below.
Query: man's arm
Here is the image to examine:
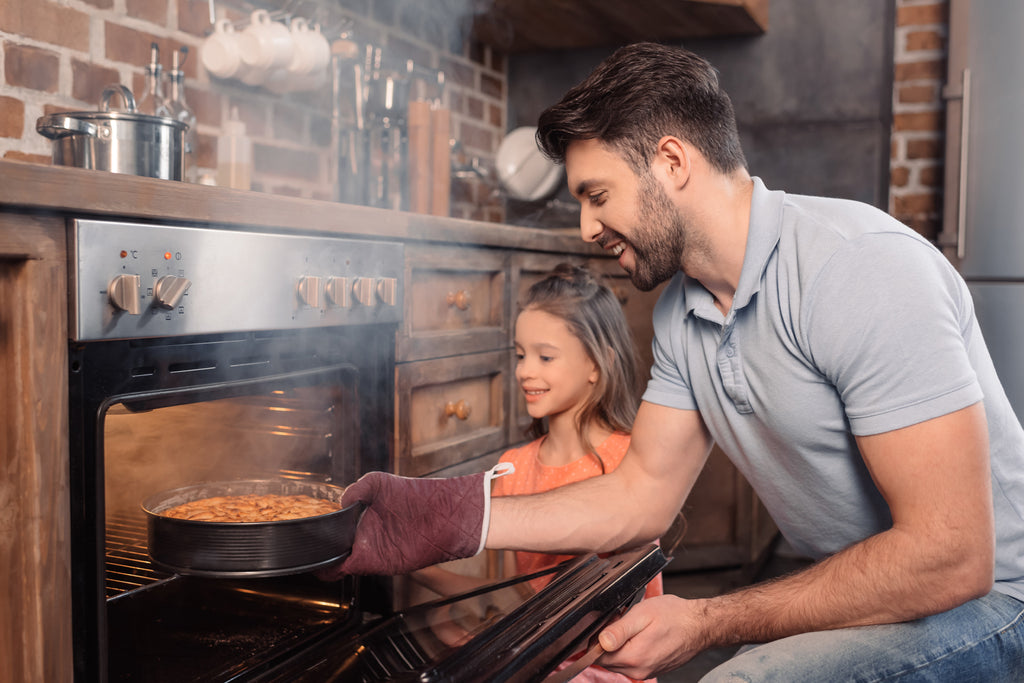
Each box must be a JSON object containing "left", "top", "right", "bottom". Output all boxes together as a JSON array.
[
  {"left": 486, "top": 401, "right": 714, "bottom": 553},
  {"left": 596, "top": 402, "right": 995, "bottom": 679},
  {"left": 323, "top": 401, "right": 711, "bottom": 577}
]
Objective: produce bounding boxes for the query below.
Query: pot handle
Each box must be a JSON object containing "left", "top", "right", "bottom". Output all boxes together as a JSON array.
[
  {"left": 101, "top": 84, "right": 137, "bottom": 113},
  {"left": 36, "top": 115, "right": 98, "bottom": 139}
]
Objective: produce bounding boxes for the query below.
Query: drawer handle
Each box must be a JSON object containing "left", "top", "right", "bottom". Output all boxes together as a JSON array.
[
  {"left": 444, "top": 399, "right": 472, "bottom": 421},
  {"left": 612, "top": 286, "right": 629, "bottom": 305},
  {"left": 446, "top": 290, "right": 471, "bottom": 311}
]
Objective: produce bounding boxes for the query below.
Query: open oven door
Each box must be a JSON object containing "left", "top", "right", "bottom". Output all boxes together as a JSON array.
[{"left": 255, "top": 543, "right": 668, "bottom": 683}]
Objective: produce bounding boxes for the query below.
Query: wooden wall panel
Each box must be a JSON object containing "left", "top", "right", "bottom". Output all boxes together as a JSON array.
[{"left": 0, "top": 213, "right": 71, "bottom": 682}]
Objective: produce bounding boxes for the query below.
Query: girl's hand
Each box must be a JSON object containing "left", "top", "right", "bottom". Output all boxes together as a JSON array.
[{"left": 595, "top": 594, "right": 707, "bottom": 679}]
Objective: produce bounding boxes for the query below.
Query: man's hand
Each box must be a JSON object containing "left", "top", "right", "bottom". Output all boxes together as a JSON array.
[
  {"left": 317, "top": 470, "right": 488, "bottom": 577},
  {"left": 596, "top": 595, "right": 704, "bottom": 679}
]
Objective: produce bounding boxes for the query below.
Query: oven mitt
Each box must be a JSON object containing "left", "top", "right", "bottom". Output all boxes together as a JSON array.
[{"left": 321, "top": 462, "right": 514, "bottom": 577}]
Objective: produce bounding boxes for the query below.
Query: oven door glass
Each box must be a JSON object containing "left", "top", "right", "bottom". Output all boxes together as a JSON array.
[{"left": 253, "top": 544, "right": 668, "bottom": 683}]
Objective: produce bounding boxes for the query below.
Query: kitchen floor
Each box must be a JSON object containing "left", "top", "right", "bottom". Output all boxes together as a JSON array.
[{"left": 655, "top": 542, "right": 813, "bottom": 682}]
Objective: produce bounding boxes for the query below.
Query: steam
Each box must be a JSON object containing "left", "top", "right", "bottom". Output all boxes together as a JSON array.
[{"left": 103, "top": 384, "right": 347, "bottom": 522}]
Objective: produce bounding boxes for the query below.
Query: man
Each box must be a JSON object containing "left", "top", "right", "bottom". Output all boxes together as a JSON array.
[{"left": 331, "top": 43, "right": 1024, "bottom": 680}]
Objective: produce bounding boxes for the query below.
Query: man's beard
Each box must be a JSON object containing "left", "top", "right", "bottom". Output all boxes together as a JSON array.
[{"left": 624, "top": 173, "right": 688, "bottom": 292}]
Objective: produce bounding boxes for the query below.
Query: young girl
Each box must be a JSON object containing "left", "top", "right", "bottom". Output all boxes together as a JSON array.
[
  {"left": 413, "top": 264, "right": 664, "bottom": 682},
  {"left": 503, "top": 263, "right": 663, "bottom": 682}
]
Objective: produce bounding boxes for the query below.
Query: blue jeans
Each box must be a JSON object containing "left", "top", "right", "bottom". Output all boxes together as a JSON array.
[{"left": 700, "top": 590, "right": 1024, "bottom": 682}]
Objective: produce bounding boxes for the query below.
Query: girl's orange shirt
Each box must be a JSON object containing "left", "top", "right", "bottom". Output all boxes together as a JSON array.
[{"left": 491, "top": 431, "right": 664, "bottom": 599}]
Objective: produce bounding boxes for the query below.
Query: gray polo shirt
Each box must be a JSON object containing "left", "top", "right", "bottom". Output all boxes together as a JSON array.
[{"left": 643, "top": 177, "right": 1024, "bottom": 600}]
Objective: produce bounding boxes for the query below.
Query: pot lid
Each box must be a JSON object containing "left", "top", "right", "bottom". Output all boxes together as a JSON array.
[{"left": 37, "top": 110, "right": 186, "bottom": 127}]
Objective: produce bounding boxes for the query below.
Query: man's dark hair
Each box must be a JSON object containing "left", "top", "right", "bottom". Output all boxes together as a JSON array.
[{"left": 536, "top": 42, "right": 747, "bottom": 175}]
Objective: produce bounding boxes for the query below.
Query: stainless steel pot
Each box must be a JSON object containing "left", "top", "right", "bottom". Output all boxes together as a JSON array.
[{"left": 37, "top": 84, "right": 187, "bottom": 181}]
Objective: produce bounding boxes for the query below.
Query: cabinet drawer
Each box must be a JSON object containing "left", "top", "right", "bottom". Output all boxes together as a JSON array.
[
  {"left": 398, "top": 245, "right": 509, "bottom": 362},
  {"left": 396, "top": 350, "right": 510, "bottom": 477}
]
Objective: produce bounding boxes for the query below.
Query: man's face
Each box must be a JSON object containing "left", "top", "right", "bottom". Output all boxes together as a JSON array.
[{"left": 565, "top": 139, "right": 686, "bottom": 291}]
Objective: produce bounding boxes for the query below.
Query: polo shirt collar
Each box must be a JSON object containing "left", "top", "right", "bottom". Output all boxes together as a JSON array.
[{"left": 681, "top": 176, "right": 783, "bottom": 321}]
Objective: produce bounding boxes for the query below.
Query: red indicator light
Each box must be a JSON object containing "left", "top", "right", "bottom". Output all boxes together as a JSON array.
[
  {"left": 120, "top": 250, "right": 128, "bottom": 258},
  {"left": 164, "top": 252, "right": 173, "bottom": 260}
]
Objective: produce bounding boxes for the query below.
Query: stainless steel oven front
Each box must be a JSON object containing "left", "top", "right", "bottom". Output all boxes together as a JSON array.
[{"left": 67, "top": 219, "right": 402, "bottom": 682}]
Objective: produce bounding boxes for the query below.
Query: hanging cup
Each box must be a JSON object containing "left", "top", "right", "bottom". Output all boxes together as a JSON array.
[
  {"left": 201, "top": 19, "right": 246, "bottom": 80},
  {"left": 240, "top": 9, "right": 293, "bottom": 73}
]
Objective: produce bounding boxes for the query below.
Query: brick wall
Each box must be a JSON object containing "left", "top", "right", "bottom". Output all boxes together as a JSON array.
[
  {"left": 0, "top": 0, "right": 506, "bottom": 221},
  {"left": 890, "top": 0, "right": 947, "bottom": 241}
]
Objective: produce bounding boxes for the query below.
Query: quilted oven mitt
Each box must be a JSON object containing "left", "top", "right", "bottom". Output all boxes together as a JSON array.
[{"left": 321, "top": 463, "right": 513, "bottom": 577}]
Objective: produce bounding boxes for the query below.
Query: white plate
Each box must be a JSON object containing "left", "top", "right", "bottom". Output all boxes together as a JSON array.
[{"left": 495, "top": 126, "right": 564, "bottom": 201}]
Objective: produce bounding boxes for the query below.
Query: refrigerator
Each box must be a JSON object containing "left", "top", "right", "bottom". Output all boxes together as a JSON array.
[{"left": 942, "top": 0, "right": 1024, "bottom": 420}]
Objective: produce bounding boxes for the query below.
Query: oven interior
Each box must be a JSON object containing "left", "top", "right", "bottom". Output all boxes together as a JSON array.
[{"left": 69, "top": 326, "right": 395, "bottom": 682}]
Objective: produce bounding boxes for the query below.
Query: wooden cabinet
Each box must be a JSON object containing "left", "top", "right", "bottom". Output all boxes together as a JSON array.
[
  {"left": 397, "top": 245, "right": 509, "bottom": 362},
  {"left": 0, "top": 213, "right": 73, "bottom": 683},
  {"left": 395, "top": 350, "right": 510, "bottom": 477},
  {"left": 395, "top": 244, "right": 513, "bottom": 477},
  {"left": 471, "top": 0, "right": 769, "bottom": 52}
]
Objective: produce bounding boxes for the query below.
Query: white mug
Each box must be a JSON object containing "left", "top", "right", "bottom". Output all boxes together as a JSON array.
[
  {"left": 240, "top": 10, "right": 293, "bottom": 72},
  {"left": 287, "top": 20, "right": 330, "bottom": 78},
  {"left": 201, "top": 19, "right": 245, "bottom": 79},
  {"left": 304, "top": 23, "right": 332, "bottom": 76},
  {"left": 286, "top": 18, "right": 316, "bottom": 76}
]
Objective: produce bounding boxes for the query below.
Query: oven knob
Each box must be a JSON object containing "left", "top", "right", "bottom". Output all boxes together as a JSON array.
[
  {"left": 325, "top": 276, "right": 351, "bottom": 308},
  {"left": 352, "top": 277, "right": 375, "bottom": 307},
  {"left": 377, "top": 277, "right": 398, "bottom": 306},
  {"left": 296, "top": 275, "right": 321, "bottom": 308},
  {"left": 108, "top": 273, "right": 141, "bottom": 314},
  {"left": 153, "top": 275, "right": 191, "bottom": 309},
  {"left": 353, "top": 277, "right": 398, "bottom": 307}
]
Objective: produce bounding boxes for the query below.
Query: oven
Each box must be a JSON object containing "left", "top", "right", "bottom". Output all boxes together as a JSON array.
[
  {"left": 66, "top": 218, "right": 667, "bottom": 683},
  {"left": 68, "top": 219, "right": 400, "bottom": 681}
]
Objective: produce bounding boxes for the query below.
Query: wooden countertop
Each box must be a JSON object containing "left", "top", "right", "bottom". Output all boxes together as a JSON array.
[{"left": 0, "top": 160, "right": 596, "bottom": 255}]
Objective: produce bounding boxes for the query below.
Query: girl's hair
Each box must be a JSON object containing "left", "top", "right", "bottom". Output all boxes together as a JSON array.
[{"left": 520, "top": 263, "right": 643, "bottom": 466}]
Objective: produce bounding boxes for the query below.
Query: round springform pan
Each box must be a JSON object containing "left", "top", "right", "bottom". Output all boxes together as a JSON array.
[{"left": 142, "top": 479, "right": 362, "bottom": 578}]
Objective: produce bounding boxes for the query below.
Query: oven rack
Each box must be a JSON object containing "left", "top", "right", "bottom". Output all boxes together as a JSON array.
[{"left": 105, "top": 513, "right": 174, "bottom": 599}]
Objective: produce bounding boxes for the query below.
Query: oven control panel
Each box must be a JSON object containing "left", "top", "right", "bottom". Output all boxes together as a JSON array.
[{"left": 71, "top": 219, "right": 404, "bottom": 341}]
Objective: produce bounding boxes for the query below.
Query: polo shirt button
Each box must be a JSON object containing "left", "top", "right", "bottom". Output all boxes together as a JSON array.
[{"left": 726, "top": 345, "right": 735, "bottom": 357}]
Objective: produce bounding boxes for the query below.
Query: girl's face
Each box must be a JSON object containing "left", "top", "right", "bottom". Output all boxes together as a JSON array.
[{"left": 514, "top": 308, "right": 599, "bottom": 421}]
